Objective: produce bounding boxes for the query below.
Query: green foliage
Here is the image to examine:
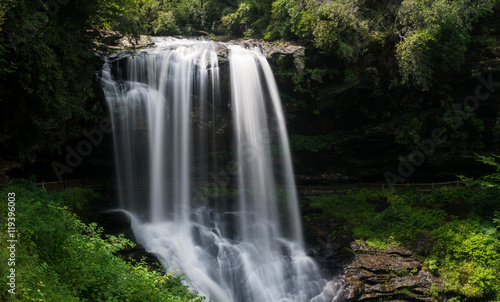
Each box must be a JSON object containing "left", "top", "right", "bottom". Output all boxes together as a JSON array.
[
  {"left": 221, "top": 0, "right": 272, "bottom": 37},
  {"left": 305, "top": 186, "right": 500, "bottom": 301},
  {"left": 221, "top": 2, "right": 253, "bottom": 36},
  {"left": 460, "top": 154, "right": 500, "bottom": 188},
  {"left": 52, "top": 187, "right": 99, "bottom": 212},
  {"left": 368, "top": 203, "right": 447, "bottom": 242},
  {"left": 264, "top": 0, "right": 295, "bottom": 40},
  {"left": 290, "top": 133, "right": 337, "bottom": 153},
  {"left": 92, "top": 0, "right": 143, "bottom": 38},
  {"left": 155, "top": 10, "right": 181, "bottom": 35},
  {"left": 311, "top": 0, "right": 369, "bottom": 58},
  {"left": 394, "top": 115, "right": 424, "bottom": 146},
  {"left": 308, "top": 191, "right": 377, "bottom": 226},
  {"left": 396, "top": 26, "right": 439, "bottom": 90},
  {"left": 396, "top": 0, "right": 496, "bottom": 90},
  {"left": 0, "top": 0, "right": 119, "bottom": 162},
  {"left": 432, "top": 218, "right": 500, "bottom": 300},
  {"left": 0, "top": 5, "right": 15, "bottom": 81},
  {"left": 0, "top": 182, "right": 206, "bottom": 301},
  {"left": 268, "top": 0, "right": 497, "bottom": 89}
]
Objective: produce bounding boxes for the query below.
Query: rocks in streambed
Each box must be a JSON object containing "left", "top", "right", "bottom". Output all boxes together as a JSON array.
[{"left": 341, "top": 241, "right": 440, "bottom": 302}]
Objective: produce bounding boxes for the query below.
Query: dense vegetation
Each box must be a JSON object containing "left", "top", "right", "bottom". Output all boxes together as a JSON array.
[
  {"left": 1, "top": 0, "right": 499, "bottom": 163},
  {"left": 0, "top": 181, "right": 206, "bottom": 301},
  {"left": 0, "top": 0, "right": 123, "bottom": 163},
  {"left": 304, "top": 155, "right": 500, "bottom": 301}
]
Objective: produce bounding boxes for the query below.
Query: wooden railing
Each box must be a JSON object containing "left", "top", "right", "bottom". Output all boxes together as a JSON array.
[
  {"left": 33, "top": 178, "right": 468, "bottom": 194},
  {"left": 295, "top": 181, "right": 466, "bottom": 195},
  {"left": 35, "top": 178, "right": 118, "bottom": 193}
]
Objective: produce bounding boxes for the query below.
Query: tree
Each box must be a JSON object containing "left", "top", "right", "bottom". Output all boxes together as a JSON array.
[
  {"left": 460, "top": 154, "right": 500, "bottom": 188},
  {"left": 395, "top": 0, "right": 497, "bottom": 90},
  {"left": 0, "top": 0, "right": 139, "bottom": 163}
]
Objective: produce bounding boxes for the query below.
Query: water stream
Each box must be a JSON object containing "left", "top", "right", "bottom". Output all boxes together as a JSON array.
[{"left": 100, "top": 37, "right": 341, "bottom": 302}]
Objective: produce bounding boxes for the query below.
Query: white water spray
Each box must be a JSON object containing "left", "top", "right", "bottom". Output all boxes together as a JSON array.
[{"left": 100, "top": 38, "right": 341, "bottom": 302}]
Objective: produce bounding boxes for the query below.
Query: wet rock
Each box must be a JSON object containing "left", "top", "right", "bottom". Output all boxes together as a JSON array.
[
  {"left": 93, "top": 29, "right": 153, "bottom": 50},
  {"left": 342, "top": 241, "right": 440, "bottom": 302},
  {"left": 227, "top": 39, "right": 306, "bottom": 75}
]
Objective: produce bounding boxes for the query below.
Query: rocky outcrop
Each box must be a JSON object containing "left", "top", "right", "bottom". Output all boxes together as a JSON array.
[
  {"left": 342, "top": 242, "right": 440, "bottom": 301},
  {"left": 303, "top": 214, "right": 441, "bottom": 302},
  {"left": 93, "top": 29, "right": 154, "bottom": 50}
]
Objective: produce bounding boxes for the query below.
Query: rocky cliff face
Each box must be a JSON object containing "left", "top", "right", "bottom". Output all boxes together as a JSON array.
[{"left": 341, "top": 242, "right": 440, "bottom": 301}]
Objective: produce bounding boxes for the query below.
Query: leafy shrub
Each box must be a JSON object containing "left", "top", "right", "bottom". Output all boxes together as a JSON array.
[
  {"left": 155, "top": 11, "right": 180, "bottom": 35},
  {"left": 461, "top": 154, "right": 500, "bottom": 188},
  {"left": 311, "top": 0, "right": 368, "bottom": 58},
  {"left": 265, "top": 0, "right": 301, "bottom": 40},
  {"left": 432, "top": 218, "right": 500, "bottom": 300},
  {"left": 0, "top": 182, "right": 206, "bottom": 302},
  {"left": 221, "top": 1, "right": 271, "bottom": 37},
  {"left": 308, "top": 192, "right": 376, "bottom": 225},
  {"left": 396, "top": 0, "right": 496, "bottom": 90},
  {"left": 52, "top": 187, "right": 99, "bottom": 212},
  {"left": 368, "top": 203, "right": 447, "bottom": 242}
]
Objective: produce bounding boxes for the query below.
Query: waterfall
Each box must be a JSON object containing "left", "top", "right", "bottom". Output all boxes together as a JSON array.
[{"left": 100, "top": 37, "right": 341, "bottom": 302}]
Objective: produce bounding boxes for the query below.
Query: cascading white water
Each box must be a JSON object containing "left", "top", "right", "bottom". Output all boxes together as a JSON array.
[{"left": 100, "top": 37, "right": 341, "bottom": 302}]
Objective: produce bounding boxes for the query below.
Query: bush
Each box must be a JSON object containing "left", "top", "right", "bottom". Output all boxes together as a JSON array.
[
  {"left": 432, "top": 218, "right": 500, "bottom": 300},
  {"left": 0, "top": 182, "right": 206, "bottom": 302},
  {"left": 52, "top": 187, "right": 99, "bottom": 212},
  {"left": 367, "top": 203, "right": 446, "bottom": 242},
  {"left": 396, "top": 0, "right": 496, "bottom": 90},
  {"left": 154, "top": 11, "right": 180, "bottom": 35}
]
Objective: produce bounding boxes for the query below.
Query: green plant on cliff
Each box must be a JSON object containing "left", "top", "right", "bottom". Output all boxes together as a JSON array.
[
  {"left": 395, "top": 0, "right": 497, "bottom": 90},
  {"left": 310, "top": 0, "right": 369, "bottom": 59},
  {"left": 266, "top": 0, "right": 369, "bottom": 59}
]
